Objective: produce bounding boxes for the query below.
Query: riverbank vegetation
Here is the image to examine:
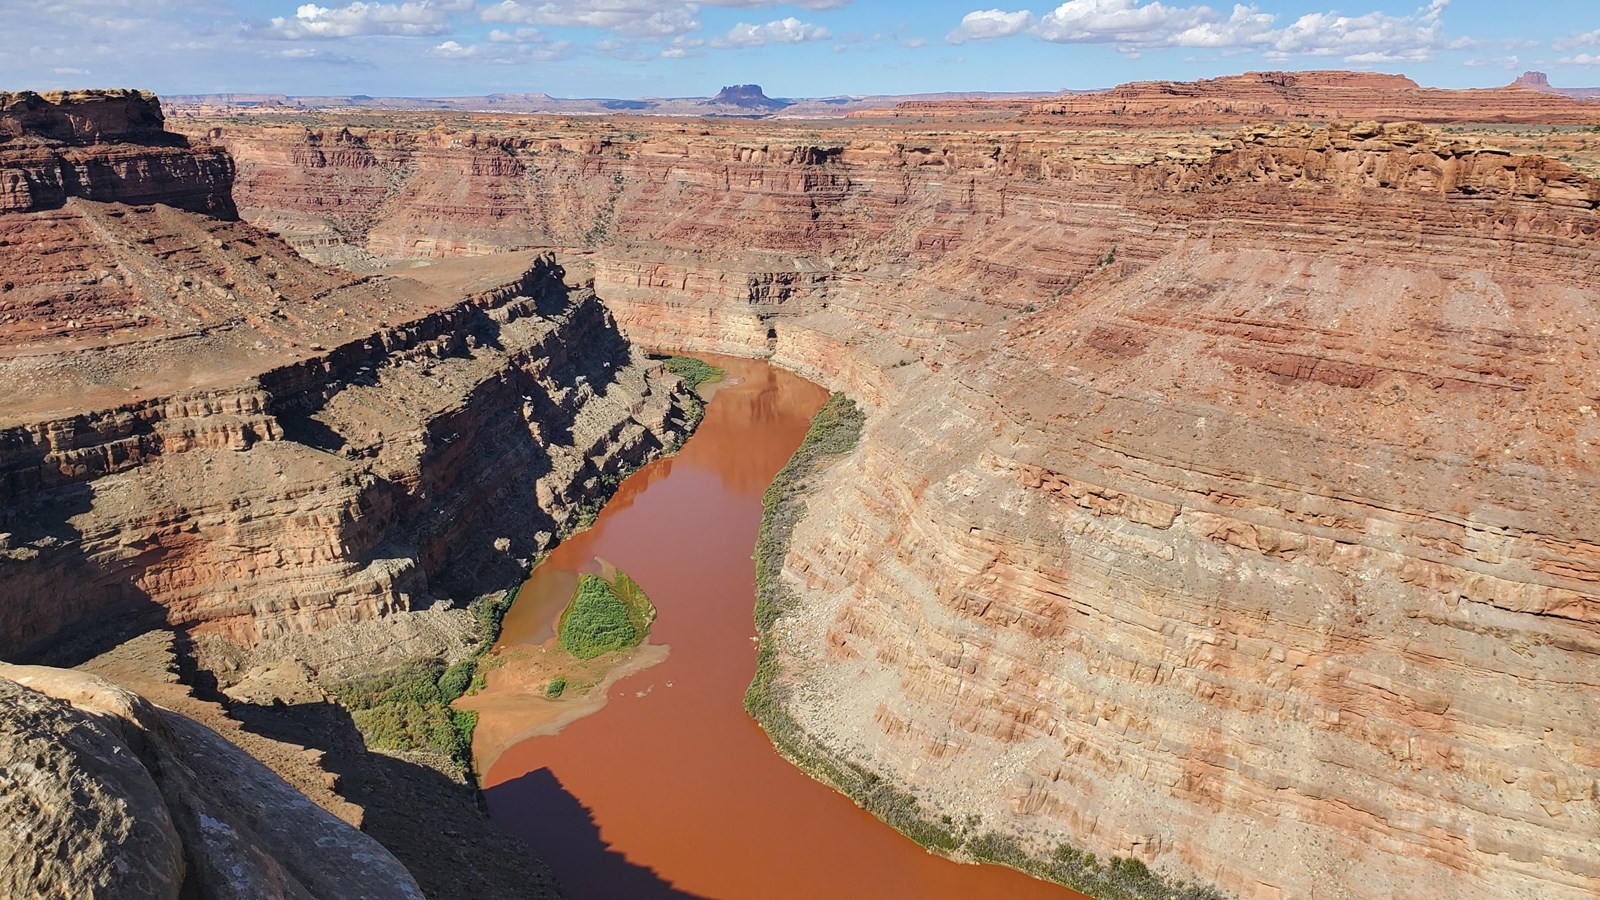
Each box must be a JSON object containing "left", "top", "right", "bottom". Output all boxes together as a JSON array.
[
  {"left": 662, "top": 355, "right": 723, "bottom": 393},
  {"left": 330, "top": 585, "right": 516, "bottom": 779},
  {"left": 743, "top": 392, "right": 1220, "bottom": 899},
  {"left": 333, "top": 360, "right": 707, "bottom": 781}
]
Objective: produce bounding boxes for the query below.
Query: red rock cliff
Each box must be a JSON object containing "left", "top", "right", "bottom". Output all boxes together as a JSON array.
[
  {"left": 0, "top": 90, "right": 235, "bottom": 216},
  {"left": 131, "top": 109, "right": 1600, "bottom": 898}
]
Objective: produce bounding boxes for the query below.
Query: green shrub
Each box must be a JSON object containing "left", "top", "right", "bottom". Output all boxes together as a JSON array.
[
  {"left": 546, "top": 676, "right": 567, "bottom": 699},
  {"left": 661, "top": 355, "right": 724, "bottom": 393},
  {"left": 609, "top": 569, "right": 657, "bottom": 637},
  {"left": 558, "top": 573, "right": 639, "bottom": 659},
  {"left": 437, "top": 659, "right": 474, "bottom": 703}
]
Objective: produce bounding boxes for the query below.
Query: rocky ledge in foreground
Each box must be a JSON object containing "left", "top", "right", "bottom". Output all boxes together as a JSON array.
[{"left": 0, "top": 664, "right": 424, "bottom": 899}]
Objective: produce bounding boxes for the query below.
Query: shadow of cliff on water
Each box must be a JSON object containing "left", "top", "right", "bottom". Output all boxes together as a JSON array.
[
  {"left": 486, "top": 766, "right": 710, "bottom": 900},
  {"left": 220, "top": 691, "right": 564, "bottom": 900}
]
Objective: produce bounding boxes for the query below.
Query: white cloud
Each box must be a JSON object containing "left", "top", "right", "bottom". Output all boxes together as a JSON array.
[
  {"left": 426, "top": 36, "right": 572, "bottom": 61},
  {"left": 947, "top": 9, "right": 1034, "bottom": 44},
  {"left": 488, "top": 26, "right": 545, "bottom": 42},
  {"left": 427, "top": 39, "right": 476, "bottom": 56},
  {"left": 257, "top": 0, "right": 470, "bottom": 39},
  {"left": 481, "top": 0, "right": 700, "bottom": 36},
  {"left": 947, "top": 0, "right": 1450, "bottom": 60},
  {"left": 1268, "top": 0, "right": 1447, "bottom": 60},
  {"left": 1555, "top": 28, "right": 1600, "bottom": 51},
  {"left": 1035, "top": 0, "right": 1212, "bottom": 44},
  {"left": 1559, "top": 53, "right": 1600, "bottom": 65},
  {"left": 713, "top": 16, "right": 831, "bottom": 48},
  {"left": 657, "top": 34, "right": 704, "bottom": 57},
  {"left": 1462, "top": 55, "right": 1518, "bottom": 69},
  {"left": 707, "top": 0, "right": 850, "bottom": 7}
]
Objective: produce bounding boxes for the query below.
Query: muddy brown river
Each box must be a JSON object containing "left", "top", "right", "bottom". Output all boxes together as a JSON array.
[{"left": 471, "top": 355, "right": 1081, "bottom": 899}]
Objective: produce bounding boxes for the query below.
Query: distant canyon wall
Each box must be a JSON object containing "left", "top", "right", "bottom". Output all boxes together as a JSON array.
[{"left": 184, "top": 114, "right": 1600, "bottom": 898}]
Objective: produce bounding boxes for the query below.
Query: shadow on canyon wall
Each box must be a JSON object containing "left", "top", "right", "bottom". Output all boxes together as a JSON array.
[
  {"left": 4, "top": 265, "right": 653, "bottom": 665},
  {"left": 1, "top": 480, "right": 175, "bottom": 666}
]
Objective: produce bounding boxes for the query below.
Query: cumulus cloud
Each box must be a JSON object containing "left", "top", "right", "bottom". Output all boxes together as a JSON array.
[
  {"left": 1462, "top": 55, "right": 1518, "bottom": 69},
  {"left": 1559, "top": 53, "right": 1600, "bottom": 65},
  {"left": 1267, "top": 0, "right": 1447, "bottom": 60},
  {"left": 713, "top": 16, "right": 831, "bottom": 48},
  {"left": 1555, "top": 28, "right": 1600, "bottom": 51},
  {"left": 487, "top": 26, "right": 545, "bottom": 42},
  {"left": 256, "top": 0, "right": 471, "bottom": 39},
  {"left": 946, "top": 0, "right": 1451, "bottom": 60},
  {"left": 480, "top": 0, "right": 700, "bottom": 37},
  {"left": 946, "top": 9, "right": 1034, "bottom": 44},
  {"left": 1034, "top": 0, "right": 1214, "bottom": 44},
  {"left": 426, "top": 39, "right": 477, "bottom": 57},
  {"left": 708, "top": 0, "right": 850, "bottom": 7}
]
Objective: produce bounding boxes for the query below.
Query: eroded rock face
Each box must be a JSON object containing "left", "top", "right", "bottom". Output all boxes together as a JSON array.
[
  {"left": 0, "top": 95, "right": 693, "bottom": 663},
  {"left": 0, "top": 90, "right": 234, "bottom": 216},
  {"left": 193, "top": 109, "right": 1600, "bottom": 898},
  {"left": 0, "top": 256, "right": 691, "bottom": 661},
  {"left": 0, "top": 665, "right": 425, "bottom": 900},
  {"left": 0, "top": 674, "right": 184, "bottom": 900},
  {"left": 0, "top": 89, "right": 169, "bottom": 145}
]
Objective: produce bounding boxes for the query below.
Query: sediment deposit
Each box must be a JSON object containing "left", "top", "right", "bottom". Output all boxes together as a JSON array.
[{"left": 180, "top": 95, "right": 1600, "bottom": 899}]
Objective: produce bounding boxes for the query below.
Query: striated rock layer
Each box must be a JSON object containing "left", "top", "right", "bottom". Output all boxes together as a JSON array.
[
  {"left": 123, "top": 106, "right": 1600, "bottom": 897},
  {"left": 0, "top": 96, "right": 695, "bottom": 665},
  {"left": 0, "top": 252, "right": 692, "bottom": 661},
  {"left": 2, "top": 90, "right": 235, "bottom": 216}
]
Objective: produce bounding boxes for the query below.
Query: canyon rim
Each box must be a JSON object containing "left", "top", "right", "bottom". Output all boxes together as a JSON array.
[{"left": 2, "top": 38, "right": 1600, "bottom": 900}]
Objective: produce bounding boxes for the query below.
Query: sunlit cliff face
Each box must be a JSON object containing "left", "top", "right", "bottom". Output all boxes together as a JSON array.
[{"left": 2, "top": 80, "right": 1596, "bottom": 900}]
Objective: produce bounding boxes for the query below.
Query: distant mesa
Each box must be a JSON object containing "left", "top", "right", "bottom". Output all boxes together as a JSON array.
[
  {"left": 711, "top": 84, "right": 790, "bottom": 111},
  {"left": 0, "top": 88, "right": 170, "bottom": 145},
  {"left": 1020, "top": 69, "right": 1600, "bottom": 126},
  {"left": 1511, "top": 71, "right": 1553, "bottom": 90}
]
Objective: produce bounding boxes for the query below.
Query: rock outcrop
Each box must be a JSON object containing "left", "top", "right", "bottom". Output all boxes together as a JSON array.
[
  {"left": 0, "top": 250, "right": 692, "bottom": 661},
  {"left": 1, "top": 90, "right": 235, "bottom": 215},
  {"left": 186, "top": 104, "right": 1600, "bottom": 899},
  {"left": 0, "top": 664, "right": 424, "bottom": 899},
  {"left": 0, "top": 95, "right": 693, "bottom": 666}
]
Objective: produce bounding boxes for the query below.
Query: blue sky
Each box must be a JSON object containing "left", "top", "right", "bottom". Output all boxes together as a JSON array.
[{"left": 2, "top": 0, "right": 1599, "bottom": 99}]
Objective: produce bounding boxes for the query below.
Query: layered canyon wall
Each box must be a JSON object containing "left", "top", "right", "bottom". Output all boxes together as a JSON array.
[
  {"left": 0, "top": 95, "right": 694, "bottom": 665},
  {"left": 157, "top": 107, "right": 1600, "bottom": 898},
  {"left": 2, "top": 90, "right": 236, "bottom": 216}
]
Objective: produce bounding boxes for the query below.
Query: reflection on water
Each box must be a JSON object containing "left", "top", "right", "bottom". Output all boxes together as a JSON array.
[{"left": 476, "top": 355, "right": 1081, "bottom": 900}]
